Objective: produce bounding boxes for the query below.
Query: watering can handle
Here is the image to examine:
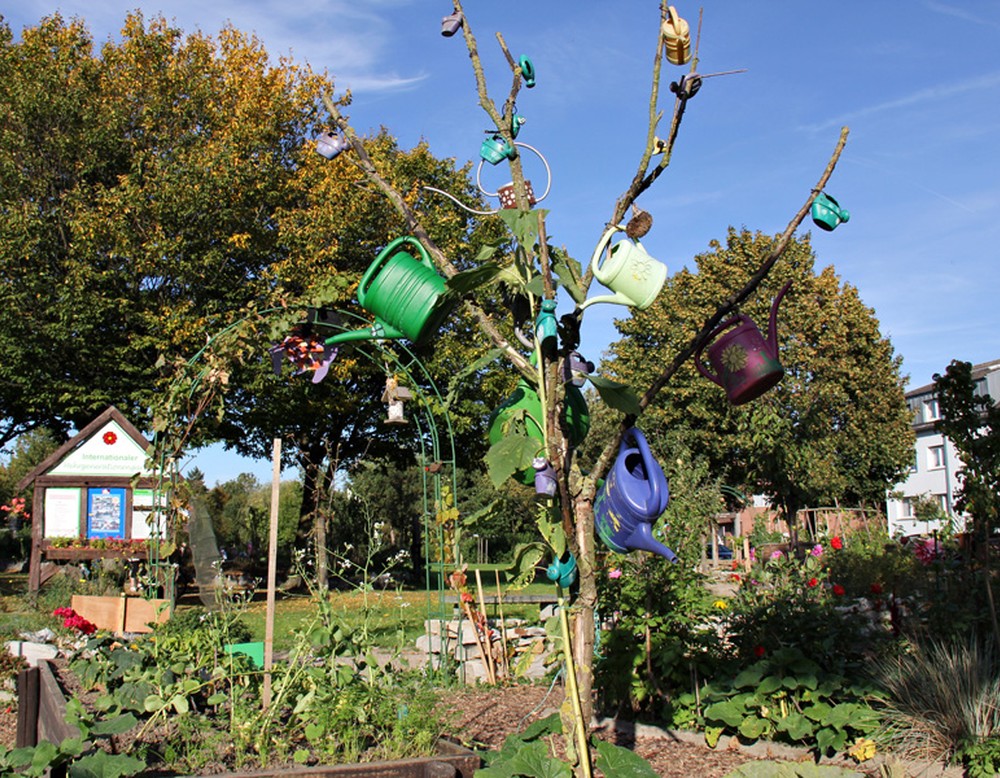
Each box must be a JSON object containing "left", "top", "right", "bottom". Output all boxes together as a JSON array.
[
  {"left": 589, "top": 224, "right": 627, "bottom": 278},
  {"left": 694, "top": 315, "right": 744, "bottom": 385},
  {"left": 358, "top": 236, "right": 432, "bottom": 307},
  {"left": 621, "top": 427, "right": 664, "bottom": 516}
]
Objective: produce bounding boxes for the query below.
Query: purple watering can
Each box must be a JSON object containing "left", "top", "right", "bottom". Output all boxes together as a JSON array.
[
  {"left": 594, "top": 428, "right": 677, "bottom": 561},
  {"left": 695, "top": 281, "right": 792, "bottom": 406}
]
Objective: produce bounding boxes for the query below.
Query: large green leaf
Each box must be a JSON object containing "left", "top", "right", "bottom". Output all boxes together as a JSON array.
[
  {"left": 550, "top": 247, "right": 585, "bottom": 304},
  {"left": 505, "top": 740, "right": 572, "bottom": 778},
  {"left": 89, "top": 713, "right": 138, "bottom": 737},
  {"left": 704, "top": 699, "right": 746, "bottom": 728},
  {"left": 445, "top": 264, "right": 502, "bottom": 296},
  {"left": 68, "top": 750, "right": 146, "bottom": 778},
  {"left": 486, "top": 433, "right": 540, "bottom": 488},
  {"left": 593, "top": 739, "right": 659, "bottom": 777},
  {"left": 587, "top": 374, "right": 642, "bottom": 415}
]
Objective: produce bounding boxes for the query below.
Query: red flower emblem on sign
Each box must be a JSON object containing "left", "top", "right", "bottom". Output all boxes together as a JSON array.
[{"left": 103, "top": 431, "right": 117, "bottom": 445}]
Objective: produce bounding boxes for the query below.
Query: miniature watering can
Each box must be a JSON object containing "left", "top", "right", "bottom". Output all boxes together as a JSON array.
[
  {"left": 441, "top": 11, "right": 463, "bottom": 37},
  {"left": 661, "top": 6, "right": 692, "bottom": 65},
  {"left": 481, "top": 135, "right": 515, "bottom": 165},
  {"left": 316, "top": 132, "right": 350, "bottom": 160},
  {"left": 578, "top": 225, "right": 668, "bottom": 311},
  {"left": 533, "top": 457, "right": 557, "bottom": 496},
  {"left": 546, "top": 553, "right": 577, "bottom": 589},
  {"left": 695, "top": 281, "right": 792, "bottom": 406},
  {"left": 325, "top": 237, "right": 453, "bottom": 348},
  {"left": 811, "top": 192, "right": 850, "bottom": 231},
  {"left": 488, "top": 380, "right": 590, "bottom": 485},
  {"left": 594, "top": 428, "right": 677, "bottom": 561}
]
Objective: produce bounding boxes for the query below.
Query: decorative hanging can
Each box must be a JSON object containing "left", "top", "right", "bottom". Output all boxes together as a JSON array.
[
  {"left": 425, "top": 142, "right": 552, "bottom": 216},
  {"left": 578, "top": 224, "right": 668, "bottom": 311},
  {"left": 563, "top": 351, "right": 595, "bottom": 387},
  {"left": 811, "top": 192, "right": 850, "bottom": 231},
  {"left": 324, "top": 237, "right": 453, "bottom": 348},
  {"left": 488, "top": 381, "right": 590, "bottom": 485},
  {"left": 315, "top": 132, "right": 350, "bottom": 160},
  {"left": 695, "top": 280, "right": 792, "bottom": 405},
  {"left": 519, "top": 55, "right": 536, "bottom": 88},
  {"left": 546, "top": 553, "right": 577, "bottom": 589},
  {"left": 661, "top": 6, "right": 692, "bottom": 65},
  {"left": 533, "top": 457, "right": 557, "bottom": 497},
  {"left": 594, "top": 428, "right": 677, "bottom": 561},
  {"left": 441, "top": 11, "right": 463, "bottom": 37}
]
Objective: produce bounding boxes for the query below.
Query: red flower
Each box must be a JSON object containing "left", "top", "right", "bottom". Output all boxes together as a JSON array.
[
  {"left": 102, "top": 431, "right": 117, "bottom": 445},
  {"left": 460, "top": 591, "right": 474, "bottom": 604},
  {"left": 870, "top": 582, "right": 883, "bottom": 595},
  {"left": 730, "top": 573, "right": 741, "bottom": 583},
  {"left": 833, "top": 584, "right": 846, "bottom": 596},
  {"left": 753, "top": 645, "right": 766, "bottom": 658},
  {"left": 807, "top": 577, "right": 819, "bottom": 588},
  {"left": 830, "top": 536, "right": 843, "bottom": 550}
]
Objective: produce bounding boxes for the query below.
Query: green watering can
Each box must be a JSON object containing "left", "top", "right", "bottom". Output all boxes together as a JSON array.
[
  {"left": 578, "top": 224, "right": 668, "bottom": 311},
  {"left": 488, "top": 380, "right": 590, "bottom": 485},
  {"left": 325, "top": 236, "right": 453, "bottom": 347}
]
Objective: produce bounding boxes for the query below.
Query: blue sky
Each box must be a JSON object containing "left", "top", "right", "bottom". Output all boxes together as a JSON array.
[{"left": 7, "top": 2, "right": 1000, "bottom": 485}]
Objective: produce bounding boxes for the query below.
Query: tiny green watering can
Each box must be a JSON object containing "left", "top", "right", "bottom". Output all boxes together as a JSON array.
[
  {"left": 811, "top": 192, "right": 850, "bottom": 231},
  {"left": 578, "top": 225, "right": 668, "bottom": 311},
  {"left": 695, "top": 281, "right": 792, "bottom": 406},
  {"left": 488, "top": 380, "right": 590, "bottom": 485},
  {"left": 325, "top": 236, "right": 453, "bottom": 348}
]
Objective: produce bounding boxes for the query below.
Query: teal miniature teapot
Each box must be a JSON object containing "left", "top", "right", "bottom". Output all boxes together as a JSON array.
[{"left": 811, "top": 192, "right": 850, "bottom": 231}]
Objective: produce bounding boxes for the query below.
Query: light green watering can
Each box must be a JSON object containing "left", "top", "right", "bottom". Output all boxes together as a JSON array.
[
  {"left": 577, "top": 225, "right": 668, "bottom": 312},
  {"left": 325, "top": 236, "right": 453, "bottom": 347}
]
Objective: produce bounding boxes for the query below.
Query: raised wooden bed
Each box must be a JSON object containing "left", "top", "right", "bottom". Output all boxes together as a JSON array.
[
  {"left": 17, "top": 659, "right": 480, "bottom": 777},
  {"left": 71, "top": 594, "right": 171, "bottom": 634}
]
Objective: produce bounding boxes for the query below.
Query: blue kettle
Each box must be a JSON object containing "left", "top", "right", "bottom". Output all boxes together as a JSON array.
[{"left": 594, "top": 428, "right": 677, "bottom": 561}]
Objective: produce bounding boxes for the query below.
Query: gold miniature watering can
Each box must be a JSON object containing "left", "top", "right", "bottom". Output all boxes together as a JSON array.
[{"left": 577, "top": 225, "right": 668, "bottom": 312}]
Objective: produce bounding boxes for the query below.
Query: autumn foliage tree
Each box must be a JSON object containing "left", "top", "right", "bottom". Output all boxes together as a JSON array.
[{"left": 609, "top": 228, "right": 914, "bottom": 522}]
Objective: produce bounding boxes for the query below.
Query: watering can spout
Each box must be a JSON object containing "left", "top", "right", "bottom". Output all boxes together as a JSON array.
[
  {"left": 324, "top": 320, "right": 406, "bottom": 347},
  {"left": 766, "top": 281, "right": 793, "bottom": 355}
]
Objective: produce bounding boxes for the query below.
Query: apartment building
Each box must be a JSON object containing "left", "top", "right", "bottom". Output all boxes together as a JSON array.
[{"left": 886, "top": 359, "right": 1000, "bottom": 537}]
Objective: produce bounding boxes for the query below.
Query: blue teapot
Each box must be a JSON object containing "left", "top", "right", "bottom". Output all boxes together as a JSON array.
[{"left": 594, "top": 428, "right": 677, "bottom": 561}]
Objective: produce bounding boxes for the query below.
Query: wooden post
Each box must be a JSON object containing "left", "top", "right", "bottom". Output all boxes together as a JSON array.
[
  {"left": 15, "top": 666, "right": 39, "bottom": 747},
  {"left": 263, "top": 438, "right": 281, "bottom": 708}
]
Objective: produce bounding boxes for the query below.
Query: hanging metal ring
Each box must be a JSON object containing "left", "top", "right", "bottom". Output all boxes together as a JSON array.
[{"left": 475, "top": 141, "right": 551, "bottom": 201}]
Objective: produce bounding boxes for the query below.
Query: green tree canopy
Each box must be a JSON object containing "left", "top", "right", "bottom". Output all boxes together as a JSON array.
[{"left": 607, "top": 227, "right": 914, "bottom": 520}]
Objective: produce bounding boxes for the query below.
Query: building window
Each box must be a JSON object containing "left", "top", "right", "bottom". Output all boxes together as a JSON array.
[
  {"left": 910, "top": 450, "right": 918, "bottom": 473},
  {"left": 935, "top": 493, "right": 949, "bottom": 515},
  {"left": 924, "top": 398, "right": 940, "bottom": 422},
  {"left": 900, "top": 498, "right": 915, "bottom": 518},
  {"left": 928, "top": 445, "right": 945, "bottom": 470}
]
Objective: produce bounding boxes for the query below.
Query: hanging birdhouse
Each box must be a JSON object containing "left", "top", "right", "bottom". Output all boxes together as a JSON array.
[{"left": 382, "top": 376, "right": 413, "bottom": 425}]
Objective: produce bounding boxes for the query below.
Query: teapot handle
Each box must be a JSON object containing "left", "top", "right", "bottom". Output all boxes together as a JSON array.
[
  {"left": 358, "top": 236, "right": 431, "bottom": 307},
  {"left": 694, "top": 315, "right": 744, "bottom": 385}
]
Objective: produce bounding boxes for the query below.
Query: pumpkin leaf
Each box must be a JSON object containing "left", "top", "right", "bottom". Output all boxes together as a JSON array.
[
  {"left": 588, "top": 374, "right": 642, "bottom": 415},
  {"left": 485, "top": 433, "right": 540, "bottom": 487}
]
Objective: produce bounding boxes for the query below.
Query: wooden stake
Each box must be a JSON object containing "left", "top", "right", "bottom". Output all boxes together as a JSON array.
[
  {"left": 474, "top": 569, "right": 497, "bottom": 683},
  {"left": 494, "top": 570, "right": 510, "bottom": 679},
  {"left": 263, "top": 438, "right": 281, "bottom": 709}
]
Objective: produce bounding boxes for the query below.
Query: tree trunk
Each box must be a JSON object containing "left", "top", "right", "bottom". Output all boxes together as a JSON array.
[{"left": 297, "top": 442, "right": 330, "bottom": 588}]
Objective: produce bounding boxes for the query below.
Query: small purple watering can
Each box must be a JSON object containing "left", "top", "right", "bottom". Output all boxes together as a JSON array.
[
  {"left": 594, "top": 428, "right": 677, "bottom": 562},
  {"left": 695, "top": 281, "right": 792, "bottom": 406}
]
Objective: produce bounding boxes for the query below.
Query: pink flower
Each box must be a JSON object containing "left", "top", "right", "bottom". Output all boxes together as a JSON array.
[
  {"left": 831, "top": 536, "right": 843, "bottom": 550},
  {"left": 810, "top": 544, "right": 824, "bottom": 557},
  {"left": 769, "top": 550, "right": 784, "bottom": 560},
  {"left": 608, "top": 568, "right": 622, "bottom": 579}
]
